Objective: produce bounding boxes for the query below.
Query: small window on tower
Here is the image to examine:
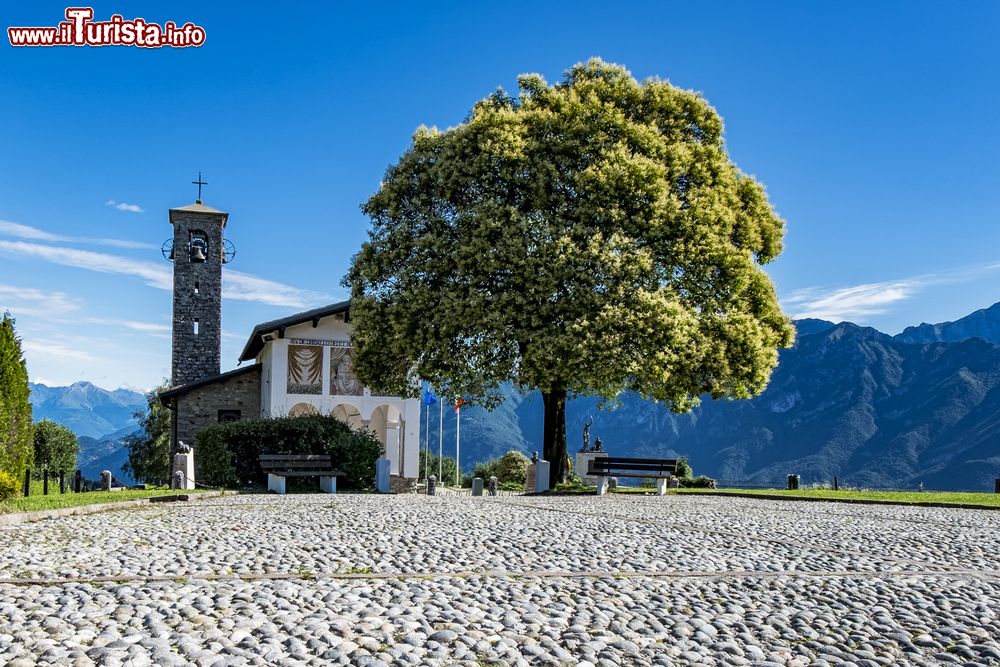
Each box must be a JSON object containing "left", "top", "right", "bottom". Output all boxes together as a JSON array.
[
  {"left": 193, "top": 319, "right": 199, "bottom": 335},
  {"left": 194, "top": 281, "right": 200, "bottom": 295}
]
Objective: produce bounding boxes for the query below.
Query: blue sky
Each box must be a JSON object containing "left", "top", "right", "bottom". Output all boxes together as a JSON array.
[{"left": 1, "top": 1, "right": 998, "bottom": 390}]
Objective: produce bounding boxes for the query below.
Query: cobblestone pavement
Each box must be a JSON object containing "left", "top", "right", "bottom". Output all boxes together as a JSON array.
[{"left": 1, "top": 493, "right": 999, "bottom": 666}]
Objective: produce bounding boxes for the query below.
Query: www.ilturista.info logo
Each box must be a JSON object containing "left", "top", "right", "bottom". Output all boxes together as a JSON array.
[{"left": 8, "top": 8, "right": 206, "bottom": 48}]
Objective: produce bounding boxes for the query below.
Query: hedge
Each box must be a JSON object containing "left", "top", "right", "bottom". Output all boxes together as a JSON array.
[{"left": 196, "top": 414, "right": 382, "bottom": 490}]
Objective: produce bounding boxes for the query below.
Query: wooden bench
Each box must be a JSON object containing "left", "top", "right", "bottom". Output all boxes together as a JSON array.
[
  {"left": 588, "top": 456, "right": 677, "bottom": 496},
  {"left": 259, "top": 454, "right": 344, "bottom": 495}
]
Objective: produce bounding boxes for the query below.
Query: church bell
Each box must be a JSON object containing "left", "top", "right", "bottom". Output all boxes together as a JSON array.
[{"left": 189, "top": 239, "right": 207, "bottom": 262}]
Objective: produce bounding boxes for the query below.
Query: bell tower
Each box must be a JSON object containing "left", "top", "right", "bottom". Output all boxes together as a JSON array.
[{"left": 163, "top": 179, "right": 234, "bottom": 387}]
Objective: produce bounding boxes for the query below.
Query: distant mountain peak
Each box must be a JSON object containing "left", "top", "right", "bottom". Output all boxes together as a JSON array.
[
  {"left": 895, "top": 300, "right": 1000, "bottom": 345},
  {"left": 793, "top": 318, "right": 836, "bottom": 337},
  {"left": 29, "top": 381, "right": 146, "bottom": 440}
]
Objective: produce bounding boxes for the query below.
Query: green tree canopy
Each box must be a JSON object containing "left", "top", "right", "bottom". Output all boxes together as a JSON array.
[
  {"left": 0, "top": 312, "right": 33, "bottom": 480},
  {"left": 32, "top": 419, "right": 79, "bottom": 476},
  {"left": 122, "top": 381, "right": 171, "bottom": 485},
  {"left": 346, "top": 59, "right": 794, "bottom": 486}
]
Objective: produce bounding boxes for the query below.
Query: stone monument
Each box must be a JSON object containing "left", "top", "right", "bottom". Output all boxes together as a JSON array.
[
  {"left": 576, "top": 425, "right": 608, "bottom": 485},
  {"left": 171, "top": 444, "right": 196, "bottom": 490}
]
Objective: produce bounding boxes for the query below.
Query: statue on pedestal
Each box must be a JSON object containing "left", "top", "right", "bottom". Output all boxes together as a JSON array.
[{"left": 580, "top": 416, "right": 593, "bottom": 452}]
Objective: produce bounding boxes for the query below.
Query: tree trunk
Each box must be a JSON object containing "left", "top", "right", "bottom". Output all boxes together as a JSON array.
[{"left": 541, "top": 388, "right": 568, "bottom": 488}]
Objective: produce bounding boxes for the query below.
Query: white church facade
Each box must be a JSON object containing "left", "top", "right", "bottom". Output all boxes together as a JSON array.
[{"left": 236, "top": 301, "right": 420, "bottom": 478}]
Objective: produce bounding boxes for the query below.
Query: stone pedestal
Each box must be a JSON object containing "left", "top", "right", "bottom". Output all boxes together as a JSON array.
[
  {"left": 525, "top": 464, "right": 536, "bottom": 494},
  {"left": 172, "top": 451, "right": 195, "bottom": 490},
  {"left": 267, "top": 473, "right": 286, "bottom": 495},
  {"left": 596, "top": 476, "right": 609, "bottom": 496},
  {"left": 576, "top": 451, "right": 608, "bottom": 485},
  {"left": 471, "top": 477, "right": 484, "bottom": 496},
  {"left": 535, "top": 460, "right": 550, "bottom": 493},
  {"left": 375, "top": 458, "right": 391, "bottom": 494},
  {"left": 656, "top": 477, "right": 668, "bottom": 496}
]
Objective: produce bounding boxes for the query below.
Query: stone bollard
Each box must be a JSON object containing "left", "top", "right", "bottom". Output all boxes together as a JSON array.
[
  {"left": 488, "top": 476, "right": 498, "bottom": 496},
  {"left": 787, "top": 474, "right": 799, "bottom": 491},
  {"left": 472, "top": 477, "right": 484, "bottom": 496},
  {"left": 608, "top": 476, "right": 618, "bottom": 492},
  {"left": 427, "top": 475, "right": 437, "bottom": 496},
  {"left": 101, "top": 470, "right": 112, "bottom": 491}
]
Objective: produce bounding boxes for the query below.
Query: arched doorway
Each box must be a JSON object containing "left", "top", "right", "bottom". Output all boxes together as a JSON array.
[
  {"left": 288, "top": 402, "right": 319, "bottom": 418},
  {"left": 331, "top": 403, "right": 363, "bottom": 430}
]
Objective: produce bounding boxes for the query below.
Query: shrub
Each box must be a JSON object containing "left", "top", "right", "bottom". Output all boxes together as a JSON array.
[
  {"left": 494, "top": 451, "right": 529, "bottom": 484},
  {"left": 681, "top": 475, "right": 716, "bottom": 488},
  {"left": 196, "top": 414, "right": 383, "bottom": 490},
  {"left": 473, "top": 450, "right": 530, "bottom": 485},
  {"left": 674, "top": 456, "right": 693, "bottom": 479},
  {"left": 0, "top": 469, "right": 17, "bottom": 501}
]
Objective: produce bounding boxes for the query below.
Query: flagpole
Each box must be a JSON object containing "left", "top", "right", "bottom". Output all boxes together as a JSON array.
[
  {"left": 424, "top": 404, "right": 429, "bottom": 483},
  {"left": 438, "top": 399, "right": 443, "bottom": 483},
  {"left": 455, "top": 402, "right": 461, "bottom": 487}
]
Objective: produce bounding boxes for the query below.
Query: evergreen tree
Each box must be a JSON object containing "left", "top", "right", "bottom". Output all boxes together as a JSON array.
[
  {"left": 347, "top": 59, "right": 794, "bottom": 487},
  {"left": 0, "top": 312, "right": 33, "bottom": 480}
]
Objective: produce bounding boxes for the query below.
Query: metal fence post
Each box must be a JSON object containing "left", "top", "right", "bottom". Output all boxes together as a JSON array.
[
  {"left": 23, "top": 468, "right": 31, "bottom": 497},
  {"left": 59, "top": 471, "right": 65, "bottom": 494},
  {"left": 43, "top": 470, "right": 48, "bottom": 495}
]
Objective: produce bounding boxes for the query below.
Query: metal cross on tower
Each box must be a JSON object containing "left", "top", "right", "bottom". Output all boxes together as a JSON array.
[{"left": 192, "top": 172, "right": 207, "bottom": 203}]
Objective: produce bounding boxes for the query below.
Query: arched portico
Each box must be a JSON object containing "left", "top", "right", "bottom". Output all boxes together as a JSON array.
[
  {"left": 288, "top": 402, "right": 319, "bottom": 417},
  {"left": 331, "top": 402, "right": 364, "bottom": 430},
  {"left": 367, "top": 403, "right": 403, "bottom": 474}
]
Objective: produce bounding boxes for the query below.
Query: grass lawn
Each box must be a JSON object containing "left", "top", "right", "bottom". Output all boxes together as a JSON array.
[
  {"left": 545, "top": 483, "right": 1000, "bottom": 507},
  {"left": 0, "top": 488, "right": 207, "bottom": 515},
  {"left": 674, "top": 487, "right": 1000, "bottom": 508}
]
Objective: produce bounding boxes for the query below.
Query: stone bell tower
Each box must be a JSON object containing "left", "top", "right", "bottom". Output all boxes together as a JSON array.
[{"left": 164, "top": 181, "right": 231, "bottom": 387}]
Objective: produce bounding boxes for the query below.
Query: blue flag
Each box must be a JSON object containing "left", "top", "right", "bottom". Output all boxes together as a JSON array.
[{"left": 422, "top": 388, "right": 437, "bottom": 406}]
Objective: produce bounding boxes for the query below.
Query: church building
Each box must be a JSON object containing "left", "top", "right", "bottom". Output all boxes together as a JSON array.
[{"left": 158, "top": 194, "right": 419, "bottom": 482}]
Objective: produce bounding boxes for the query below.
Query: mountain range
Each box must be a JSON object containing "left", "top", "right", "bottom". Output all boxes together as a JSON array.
[
  {"left": 28, "top": 381, "right": 146, "bottom": 483},
  {"left": 427, "top": 304, "right": 1000, "bottom": 492},
  {"left": 29, "top": 303, "right": 1000, "bottom": 492}
]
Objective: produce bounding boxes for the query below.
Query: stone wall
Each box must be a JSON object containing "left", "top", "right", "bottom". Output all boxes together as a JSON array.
[{"left": 174, "top": 366, "right": 262, "bottom": 456}]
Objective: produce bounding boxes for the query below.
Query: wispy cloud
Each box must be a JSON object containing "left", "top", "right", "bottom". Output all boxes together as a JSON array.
[
  {"left": 0, "top": 239, "right": 173, "bottom": 289},
  {"left": 785, "top": 261, "right": 1000, "bottom": 322},
  {"left": 105, "top": 199, "right": 144, "bottom": 213},
  {"left": 21, "top": 338, "right": 94, "bottom": 361},
  {"left": 0, "top": 283, "right": 81, "bottom": 317},
  {"left": 785, "top": 281, "right": 917, "bottom": 321},
  {"left": 0, "top": 239, "right": 330, "bottom": 308},
  {"left": 224, "top": 270, "right": 331, "bottom": 308},
  {"left": 84, "top": 317, "right": 171, "bottom": 334},
  {"left": 0, "top": 220, "right": 155, "bottom": 250}
]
